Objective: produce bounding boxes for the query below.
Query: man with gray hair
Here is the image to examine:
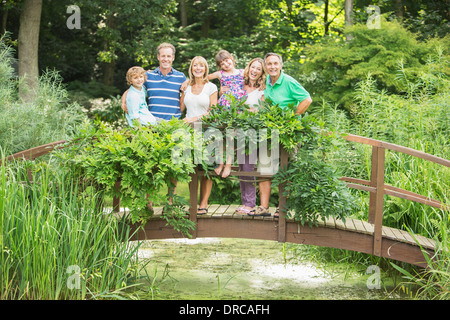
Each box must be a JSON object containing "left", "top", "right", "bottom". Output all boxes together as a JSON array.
[
  {"left": 263, "top": 52, "right": 312, "bottom": 114},
  {"left": 253, "top": 53, "right": 312, "bottom": 217}
]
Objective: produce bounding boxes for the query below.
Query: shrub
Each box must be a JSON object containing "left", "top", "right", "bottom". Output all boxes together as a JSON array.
[
  {"left": 0, "top": 39, "right": 85, "bottom": 155},
  {"left": 299, "top": 19, "right": 450, "bottom": 115}
]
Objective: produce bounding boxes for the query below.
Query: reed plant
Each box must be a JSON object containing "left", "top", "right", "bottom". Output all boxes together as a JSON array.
[
  {"left": 301, "top": 47, "right": 449, "bottom": 299},
  {"left": 0, "top": 157, "right": 145, "bottom": 299},
  {"left": 0, "top": 38, "right": 84, "bottom": 155}
]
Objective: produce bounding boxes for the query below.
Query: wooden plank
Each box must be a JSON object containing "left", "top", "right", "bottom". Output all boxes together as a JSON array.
[
  {"left": 344, "top": 134, "right": 450, "bottom": 168},
  {"left": 371, "top": 146, "right": 386, "bottom": 257},
  {"left": 5, "top": 140, "right": 66, "bottom": 162},
  {"left": 340, "top": 177, "right": 371, "bottom": 186},
  {"left": 335, "top": 217, "right": 347, "bottom": 230},
  {"left": 277, "top": 147, "right": 289, "bottom": 243},
  {"left": 204, "top": 204, "right": 220, "bottom": 217},
  {"left": 223, "top": 204, "right": 239, "bottom": 218},
  {"left": 390, "top": 227, "right": 408, "bottom": 243},
  {"left": 113, "top": 179, "right": 121, "bottom": 213},
  {"left": 414, "top": 234, "right": 436, "bottom": 250},
  {"left": 212, "top": 204, "right": 229, "bottom": 217},
  {"left": 343, "top": 218, "right": 357, "bottom": 232},
  {"left": 384, "top": 188, "right": 447, "bottom": 210},
  {"left": 361, "top": 220, "right": 374, "bottom": 234},
  {"left": 398, "top": 229, "right": 419, "bottom": 245},
  {"left": 352, "top": 219, "right": 372, "bottom": 235},
  {"left": 324, "top": 216, "right": 336, "bottom": 228},
  {"left": 382, "top": 226, "right": 397, "bottom": 241}
]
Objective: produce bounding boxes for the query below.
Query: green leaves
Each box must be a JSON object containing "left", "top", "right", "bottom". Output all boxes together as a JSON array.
[
  {"left": 203, "top": 97, "right": 353, "bottom": 226},
  {"left": 60, "top": 119, "right": 196, "bottom": 230},
  {"left": 273, "top": 134, "right": 357, "bottom": 227}
]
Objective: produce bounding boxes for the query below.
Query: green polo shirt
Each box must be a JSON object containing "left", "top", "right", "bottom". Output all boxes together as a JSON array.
[{"left": 264, "top": 71, "right": 310, "bottom": 109}]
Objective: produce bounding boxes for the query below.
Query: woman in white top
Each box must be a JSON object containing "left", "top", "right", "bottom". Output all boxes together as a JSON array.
[
  {"left": 180, "top": 56, "right": 218, "bottom": 215},
  {"left": 235, "top": 58, "right": 267, "bottom": 216},
  {"left": 243, "top": 58, "right": 265, "bottom": 112},
  {"left": 180, "top": 56, "right": 218, "bottom": 123}
]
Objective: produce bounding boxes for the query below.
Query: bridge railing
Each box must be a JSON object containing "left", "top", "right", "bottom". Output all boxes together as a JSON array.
[
  {"left": 3, "top": 131, "right": 449, "bottom": 257},
  {"left": 340, "top": 134, "right": 449, "bottom": 256}
]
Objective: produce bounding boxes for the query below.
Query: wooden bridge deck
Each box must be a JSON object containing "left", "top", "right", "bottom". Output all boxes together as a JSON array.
[{"left": 126, "top": 204, "right": 437, "bottom": 268}]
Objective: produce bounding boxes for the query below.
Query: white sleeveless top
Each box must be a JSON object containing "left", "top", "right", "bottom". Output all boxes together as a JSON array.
[
  {"left": 184, "top": 82, "right": 218, "bottom": 118},
  {"left": 245, "top": 89, "right": 264, "bottom": 107}
]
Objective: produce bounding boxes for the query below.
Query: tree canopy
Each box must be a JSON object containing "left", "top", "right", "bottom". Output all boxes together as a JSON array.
[{"left": 1, "top": 0, "right": 448, "bottom": 95}]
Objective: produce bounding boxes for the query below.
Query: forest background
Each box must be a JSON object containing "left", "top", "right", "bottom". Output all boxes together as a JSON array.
[{"left": 2, "top": 0, "right": 448, "bottom": 105}]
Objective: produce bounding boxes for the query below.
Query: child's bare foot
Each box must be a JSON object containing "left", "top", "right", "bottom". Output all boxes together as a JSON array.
[
  {"left": 214, "top": 164, "right": 223, "bottom": 175},
  {"left": 221, "top": 164, "right": 232, "bottom": 178}
]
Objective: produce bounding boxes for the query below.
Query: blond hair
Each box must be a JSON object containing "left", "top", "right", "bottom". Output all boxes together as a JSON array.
[
  {"left": 188, "top": 56, "right": 209, "bottom": 85},
  {"left": 126, "top": 66, "right": 147, "bottom": 86},
  {"left": 215, "top": 49, "right": 235, "bottom": 70},
  {"left": 243, "top": 58, "right": 266, "bottom": 89},
  {"left": 156, "top": 42, "right": 176, "bottom": 55}
]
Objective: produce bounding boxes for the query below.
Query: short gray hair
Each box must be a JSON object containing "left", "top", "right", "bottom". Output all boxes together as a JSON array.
[{"left": 264, "top": 52, "right": 283, "bottom": 65}]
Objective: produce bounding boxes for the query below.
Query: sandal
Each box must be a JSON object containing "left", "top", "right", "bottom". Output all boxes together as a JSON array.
[
  {"left": 248, "top": 206, "right": 271, "bottom": 217},
  {"left": 197, "top": 208, "right": 208, "bottom": 215},
  {"left": 235, "top": 206, "right": 255, "bottom": 215}
]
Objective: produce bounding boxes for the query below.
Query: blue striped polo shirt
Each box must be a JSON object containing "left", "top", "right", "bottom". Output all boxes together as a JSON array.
[{"left": 144, "top": 67, "right": 187, "bottom": 120}]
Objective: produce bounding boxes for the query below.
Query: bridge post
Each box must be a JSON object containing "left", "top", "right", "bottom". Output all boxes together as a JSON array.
[
  {"left": 188, "top": 169, "right": 199, "bottom": 238},
  {"left": 369, "top": 146, "right": 386, "bottom": 256},
  {"left": 113, "top": 178, "right": 121, "bottom": 213},
  {"left": 277, "top": 147, "right": 289, "bottom": 243}
]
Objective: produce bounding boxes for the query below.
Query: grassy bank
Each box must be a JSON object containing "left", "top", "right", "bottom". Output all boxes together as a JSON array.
[{"left": 0, "top": 158, "right": 146, "bottom": 299}]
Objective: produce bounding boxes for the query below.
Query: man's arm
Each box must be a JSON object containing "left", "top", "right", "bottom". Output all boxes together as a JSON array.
[{"left": 296, "top": 97, "right": 312, "bottom": 115}]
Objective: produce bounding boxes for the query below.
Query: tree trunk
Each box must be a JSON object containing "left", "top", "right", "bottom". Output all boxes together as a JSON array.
[
  {"left": 180, "top": 0, "right": 187, "bottom": 27},
  {"left": 396, "top": 0, "right": 403, "bottom": 20},
  {"left": 344, "top": 0, "right": 354, "bottom": 40},
  {"left": 102, "top": 60, "right": 116, "bottom": 87},
  {"left": 18, "top": 0, "right": 43, "bottom": 102},
  {"left": 201, "top": 15, "right": 210, "bottom": 38},
  {"left": 1, "top": 7, "right": 8, "bottom": 35},
  {"left": 344, "top": 0, "right": 353, "bottom": 26},
  {"left": 323, "top": 0, "right": 329, "bottom": 36}
]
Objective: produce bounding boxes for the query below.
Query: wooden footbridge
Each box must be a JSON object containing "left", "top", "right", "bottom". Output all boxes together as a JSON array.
[{"left": 5, "top": 133, "right": 449, "bottom": 268}]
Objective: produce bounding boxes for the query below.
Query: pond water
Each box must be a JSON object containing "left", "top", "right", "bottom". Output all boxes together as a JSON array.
[{"left": 137, "top": 237, "right": 405, "bottom": 300}]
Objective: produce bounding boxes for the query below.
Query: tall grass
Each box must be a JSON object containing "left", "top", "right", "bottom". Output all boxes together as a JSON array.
[
  {"left": 302, "top": 49, "right": 450, "bottom": 299},
  {"left": 310, "top": 52, "right": 449, "bottom": 240},
  {"left": 0, "top": 157, "right": 144, "bottom": 299},
  {"left": 0, "top": 38, "right": 84, "bottom": 155}
]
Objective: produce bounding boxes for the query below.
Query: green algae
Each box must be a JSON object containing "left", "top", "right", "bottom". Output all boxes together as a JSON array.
[{"left": 136, "top": 238, "right": 402, "bottom": 300}]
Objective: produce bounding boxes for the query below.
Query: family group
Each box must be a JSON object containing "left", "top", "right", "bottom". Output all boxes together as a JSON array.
[{"left": 121, "top": 42, "right": 312, "bottom": 218}]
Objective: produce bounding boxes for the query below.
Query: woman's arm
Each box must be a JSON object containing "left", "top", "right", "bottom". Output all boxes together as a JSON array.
[{"left": 179, "top": 91, "right": 186, "bottom": 113}]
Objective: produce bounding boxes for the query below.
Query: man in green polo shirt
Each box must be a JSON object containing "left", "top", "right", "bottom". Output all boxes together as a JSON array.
[
  {"left": 264, "top": 52, "right": 312, "bottom": 114},
  {"left": 253, "top": 53, "right": 312, "bottom": 217}
]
